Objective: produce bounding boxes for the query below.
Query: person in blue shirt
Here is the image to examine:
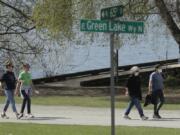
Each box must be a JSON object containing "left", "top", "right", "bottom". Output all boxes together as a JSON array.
[
  {"left": 148, "top": 64, "right": 165, "bottom": 119},
  {"left": 1, "top": 60, "right": 19, "bottom": 119}
]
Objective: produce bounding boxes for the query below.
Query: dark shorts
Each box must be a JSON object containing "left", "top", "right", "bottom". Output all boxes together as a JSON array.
[{"left": 152, "top": 90, "right": 165, "bottom": 105}]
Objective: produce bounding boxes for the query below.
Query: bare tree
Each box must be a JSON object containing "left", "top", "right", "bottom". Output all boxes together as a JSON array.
[{"left": 0, "top": 0, "right": 44, "bottom": 66}]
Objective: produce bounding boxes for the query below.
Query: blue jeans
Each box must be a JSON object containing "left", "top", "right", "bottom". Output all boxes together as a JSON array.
[
  {"left": 125, "top": 97, "right": 144, "bottom": 117},
  {"left": 3, "top": 90, "right": 17, "bottom": 113}
]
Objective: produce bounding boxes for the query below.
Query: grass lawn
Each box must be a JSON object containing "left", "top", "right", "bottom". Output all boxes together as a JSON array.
[
  {"left": 0, "top": 123, "right": 180, "bottom": 135},
  {"left": 0, "top": 96, "right": 180, "bottom": 110}
]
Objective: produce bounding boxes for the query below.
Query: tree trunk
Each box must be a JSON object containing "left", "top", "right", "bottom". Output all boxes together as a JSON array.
[
  {"left": 177, "top": 0, "right": 180, "bottom": 20},
  {"left": 155, "top": 0, "right": 180, "bottom": 46}
]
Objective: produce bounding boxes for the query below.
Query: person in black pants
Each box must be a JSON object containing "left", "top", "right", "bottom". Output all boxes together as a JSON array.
[
  {"left": 15, "top": 63, "right": 39, "bottom": 119},
  {"left": 148, "top": 64, "right": 165, "bottom": 119},
  {"left": 124, "top": 66, "right": 148, "bottom": 120}
]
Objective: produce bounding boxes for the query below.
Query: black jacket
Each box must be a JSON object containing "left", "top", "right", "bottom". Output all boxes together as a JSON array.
[
  {"left": 1, "top": 71, "right": 16, "bottom": 90},
  {"left": 126, "top": 75, "right": 142, "bottom": 100}
]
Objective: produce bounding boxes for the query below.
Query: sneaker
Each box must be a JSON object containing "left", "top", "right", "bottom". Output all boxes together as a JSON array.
[
  {"left": 153, "top": 114, "right": 161, "bottom": 119},
  {"left": 123, "top": 115, "right": 131, "bottom": 120},
  {"left": 27, "top": 114, "right": 34, "bottom": 118},
  {"left": 157, "top": 113, "right": 162, "bottom": 119},
  {"left": 141, "top": 115, "right": 148, "bottom": 120},
  {"left": 15, "top": 113, "right": 20, "bottom": 119},
  {"left": 1, "top": 113, "right": 9, "bottom": 119},
  {"left": 18, "top": 113, "right": 24, "bottom": 119}
]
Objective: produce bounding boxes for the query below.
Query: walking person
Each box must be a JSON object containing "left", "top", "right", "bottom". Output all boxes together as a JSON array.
[
  {"left": 0, "top": 60, "right": 19, "bottom": 119},
  {"left": 15, "top": 63, "right": 37, "bottom": 119},
  {"left": 148, "top": 64, "right": 165, "bottom": 119},
  {"left": 123, "top": 66, "right": 148, "bottom": 120}
]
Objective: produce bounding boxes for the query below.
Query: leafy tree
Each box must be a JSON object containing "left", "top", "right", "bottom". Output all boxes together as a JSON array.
[
  {"left": 33, "top": 0, "right": 96, "bottom": 39},
  {"left": 0, "top": 0, "right": 180, "bottom": 76},
  {"left": 33, "top": 0, "right": 180, "bottom": 46}
]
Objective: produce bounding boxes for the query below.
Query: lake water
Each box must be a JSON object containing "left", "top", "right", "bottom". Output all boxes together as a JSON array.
[{"left": 31, "top": 16, "right": 180, "bottom": 79}]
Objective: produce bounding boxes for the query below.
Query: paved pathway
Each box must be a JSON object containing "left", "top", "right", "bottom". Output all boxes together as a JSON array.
[{"left": 1, "top": 104, "right": 180, "bottom": 128}]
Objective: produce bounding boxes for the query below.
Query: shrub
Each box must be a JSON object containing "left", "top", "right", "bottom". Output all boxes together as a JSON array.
[{"left": 164, "top": 75, "right": 180, "bottom": 88}]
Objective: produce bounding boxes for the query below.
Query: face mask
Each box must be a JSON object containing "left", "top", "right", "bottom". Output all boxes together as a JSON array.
[
  {"left": 157, "top": 69, "right": 162, "bottom": 73},
  {"left": 134, "top": 72, "right": 139, "bottom": 76}
]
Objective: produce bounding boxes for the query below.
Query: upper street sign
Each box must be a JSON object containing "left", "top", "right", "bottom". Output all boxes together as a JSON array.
[
  {"left": 80, "top": 19, "right": 144, "bottom": 34},
  {"left": 101, "top": 5, "right": 123, "bottom": 20}
]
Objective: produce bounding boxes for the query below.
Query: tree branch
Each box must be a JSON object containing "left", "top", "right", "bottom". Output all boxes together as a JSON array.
[
  {"left": 0, "top": 26, "right": 35, "bottom": 35},
  {"left": 0, "top": 46, "right": 37, "bottom": 54},
  {"left": 0, "top": 0, "right": 30, "bottom": 19},
  {"left": 155, "top": 0, "right": 180, "bottom": 44}
]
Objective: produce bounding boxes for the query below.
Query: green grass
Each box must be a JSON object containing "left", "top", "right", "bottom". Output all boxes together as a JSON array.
[
  {"left": 0, "top": 96, "right": 127, "bottom": 107},
  {"left": 0, "top": 123, "right": 180, "bottom": 135},
  {"left": 0, "top": 96, "right": 180, "bottom": 110}
]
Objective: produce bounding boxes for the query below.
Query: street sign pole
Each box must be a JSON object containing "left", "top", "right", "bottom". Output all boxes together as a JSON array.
[
  {"left": 80, "top": 6, "right": 144, "bottom": 135},
  {"left": 110, "top": 32, "right": 115, "bottom": 135},
  {"left": 178, "top": 46, "right": 180, "bottom": 63},
  {"left": 115, "top": 49, "right": 119, "bottom": 85}
]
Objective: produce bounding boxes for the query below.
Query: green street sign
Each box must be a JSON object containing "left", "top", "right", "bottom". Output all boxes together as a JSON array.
[
  {"left": 80, "top": 19, "right": 144, "bottom": 34},
  {"left": 101, "top": 5, "right": 123, "bottom": 20}
]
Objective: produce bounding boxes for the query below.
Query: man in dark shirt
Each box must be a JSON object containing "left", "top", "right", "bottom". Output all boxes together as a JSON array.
[
  {"left": 1, "top": 60, "right": 19, "bottom": 119},
  {"left": 124, "top": 66, "right": 148, "bottom": 120}
]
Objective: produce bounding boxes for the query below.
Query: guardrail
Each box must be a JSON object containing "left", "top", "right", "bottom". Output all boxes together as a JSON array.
[{"left": 33, "top": 58, "right": 178, "bottom": 84}]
